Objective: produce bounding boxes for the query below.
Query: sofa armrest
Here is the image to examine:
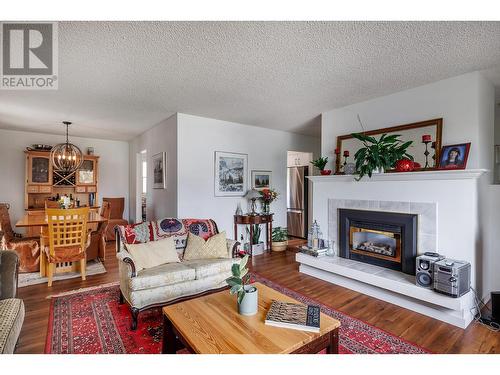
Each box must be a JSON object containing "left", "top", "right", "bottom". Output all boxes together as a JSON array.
[
  {"left": 0, "top": 250, "right": 19, "bottom": 299},
  {"left": 116, "top": 250, "right": 137, "bottom": 278},
  {"left": 226, "top": 239, "right": 241, "bottom": 258}
]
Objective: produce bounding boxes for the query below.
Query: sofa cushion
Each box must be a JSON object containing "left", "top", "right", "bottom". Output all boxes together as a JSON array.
[
  {"left": 183, "top": 231, "right": 229, "bottom": 261},
  {"left": 129, "top": 262, "right": 195, "bottom": 291},
  {"left": 0, "top": 298, "right": 25, "bottom": 354},
  {"left": 119, "top": 221, "right": 154, "bottom": 244},
  {"left": 183, "top": 258, "right": 240, "bottom": 279},
  {"left": 125, "top": 237, "right": 179, "bottom": 271}
]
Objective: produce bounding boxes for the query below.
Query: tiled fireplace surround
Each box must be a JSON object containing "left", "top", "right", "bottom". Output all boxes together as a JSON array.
[{"left": 328, "top": 199, "right": 437, "bottom": 256}]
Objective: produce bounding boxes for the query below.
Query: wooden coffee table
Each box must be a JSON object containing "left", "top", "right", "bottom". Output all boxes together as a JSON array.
[{"left": 161, "top": 282, "right": 340, "bottom": 354}]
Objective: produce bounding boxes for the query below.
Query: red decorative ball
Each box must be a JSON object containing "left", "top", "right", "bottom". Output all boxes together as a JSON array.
[
  {"left": 395, "top": 159, "right": 415, "bottom": 172},
  {"left": 320, "top": 169, "right": 332, "bottom": 175}
]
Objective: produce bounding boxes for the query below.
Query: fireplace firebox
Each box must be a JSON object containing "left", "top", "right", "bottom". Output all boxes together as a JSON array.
[{"left": 338, "top": 209, "right": 417, "bottom": 275}]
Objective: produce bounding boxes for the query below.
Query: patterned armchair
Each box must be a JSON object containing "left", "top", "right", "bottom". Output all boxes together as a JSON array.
[
  {"left": 0, "top": 203, "right": 40, "bottom": 273},
  {"left": 0, "top": 250, "right": 25, "bottom": 353},
  {"left": 115, "top": 218, "right": 240, "bottom": 330}
]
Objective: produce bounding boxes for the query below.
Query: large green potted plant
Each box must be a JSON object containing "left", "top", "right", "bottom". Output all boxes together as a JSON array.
[
  {"left": 271, "top": 227, "right": 288, "bottom": 252},
  {"left": 226, "top": 255, "right": 258, "bottom": 316},
  {"left": 351, "top": 133, "right": 413, "bottom": 180}
]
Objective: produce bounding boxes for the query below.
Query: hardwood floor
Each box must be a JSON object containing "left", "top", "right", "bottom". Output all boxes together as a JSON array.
[{"left": 15, "top": 239, "right": 499, "bottom": 354}]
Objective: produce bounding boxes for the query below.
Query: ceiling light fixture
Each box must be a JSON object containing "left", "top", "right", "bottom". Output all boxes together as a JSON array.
[{"left": 50, "top": 121, "right": 83, "bottom": 173}]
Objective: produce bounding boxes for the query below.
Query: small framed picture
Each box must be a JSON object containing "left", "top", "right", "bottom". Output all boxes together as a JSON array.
[
  {"left": 251, "top": 170, "right": 272, "bottom": 190},
  {"left": 438, "top": 143, "right": 471, "bottom": 170},
  {"left": 153, "top": 152, "right": 166, "bottom": 189},
  {"left": 214, "top": 151, "right": 248, "bottom": 196}
]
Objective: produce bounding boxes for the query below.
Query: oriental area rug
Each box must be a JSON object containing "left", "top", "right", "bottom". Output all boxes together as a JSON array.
[{"left": 45, "top": 273, "right": 430, "bottom": 354}]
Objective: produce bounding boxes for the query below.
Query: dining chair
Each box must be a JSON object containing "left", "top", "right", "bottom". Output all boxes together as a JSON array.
[
  {"left": 86, "top": 201, "right": 111, "bottom": 261},
  {"left": 102, "top": 197, "right": 128, "bottom": 241},
  {"left": 0, "top": 203, "right": 40, "bottom": 273},
  {"left": 45, "top": 207, "right": 90, "bottom": 287}
]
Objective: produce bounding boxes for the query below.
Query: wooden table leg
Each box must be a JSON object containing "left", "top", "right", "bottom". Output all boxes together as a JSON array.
[
  {"left": 327, "top": 328, "right": 339, "bottom": 354},
  {"left": 162, "top": 314, "right": 177, "bottom": 354},
  {"left": 268, "top": 220, "right": 272, "bottom": 251},
  {"left": 234, "top": 223, "right": 237, "bottom": 243},
  {"left": 249, "top": 224, "right": 254, "bottom": 256}
]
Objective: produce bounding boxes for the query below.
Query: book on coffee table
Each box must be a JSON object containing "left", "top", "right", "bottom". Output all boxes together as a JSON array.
[{"left": 265, "top": 300, "right": 321, "bottom": 333}]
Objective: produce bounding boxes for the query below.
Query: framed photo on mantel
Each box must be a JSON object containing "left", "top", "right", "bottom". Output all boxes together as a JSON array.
[
  {"left": 153, "top": 152, "right": 166, "bottom": 189},
  {"left": 214, "top": 151, "right": 248, "bottom": 197}
]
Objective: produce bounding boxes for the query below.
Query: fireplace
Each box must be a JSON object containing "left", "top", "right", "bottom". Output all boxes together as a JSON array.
[{"left": 338, "top": 209, "right": 417, "bottom": 275}]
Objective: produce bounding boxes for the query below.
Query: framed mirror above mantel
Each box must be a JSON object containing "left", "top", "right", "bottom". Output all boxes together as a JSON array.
[{"left": 335, "top": 118, "right": 443, "bottom": 174}]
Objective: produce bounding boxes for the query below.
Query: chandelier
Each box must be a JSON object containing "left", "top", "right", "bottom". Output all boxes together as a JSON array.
[{"left": 50, "top": 121, "right": 83, "bottom": 173}]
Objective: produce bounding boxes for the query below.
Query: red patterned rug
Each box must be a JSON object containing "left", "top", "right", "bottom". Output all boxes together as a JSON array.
[{"left": 45, "top": 273, "right": 431, "bottom": 354}]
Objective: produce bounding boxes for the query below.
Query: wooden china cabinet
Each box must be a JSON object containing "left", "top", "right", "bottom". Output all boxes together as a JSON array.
[{"left": 24, "top": 150, "right": 100, "bottom": 236}]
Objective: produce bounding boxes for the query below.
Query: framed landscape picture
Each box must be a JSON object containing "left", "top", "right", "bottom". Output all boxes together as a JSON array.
[
  {"left": 214, "top": 151, "right": 248, "bottom": 196},
  {"left": 153, "top": 152, "right": 166, "bottom": 189},
  {"left": 251, "top": 170, "right": 272, "bottom": 190}
]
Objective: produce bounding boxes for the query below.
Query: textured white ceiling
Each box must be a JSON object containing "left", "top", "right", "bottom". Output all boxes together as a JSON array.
[{"left": 1, "top": 21, "right": 500, "bottom": 141}]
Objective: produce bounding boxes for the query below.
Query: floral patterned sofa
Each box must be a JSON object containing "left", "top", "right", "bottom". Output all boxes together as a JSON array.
[{"left": 115, "top": 218, "right": 240, "bottom": 330}]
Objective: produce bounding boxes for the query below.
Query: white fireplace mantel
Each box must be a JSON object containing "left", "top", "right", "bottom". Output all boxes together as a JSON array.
[
  {"left": 307, "top": 169, "right": 488, "bottom": 183},
  {"left": 301, "top": 167, "right": 489, "bottom": 328}
]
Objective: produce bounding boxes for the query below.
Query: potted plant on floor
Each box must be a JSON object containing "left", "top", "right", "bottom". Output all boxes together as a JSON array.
[
  {"left": 351, "top": 133, "right": 413, "bottom": 180},
  {"left": 311, "top": 156, "right": 331, "bottom": 175},
  {"left": 271, "top": 227, "right": 288, "bottom": 252},
  {"left": 245, "top": 224, "right": 265, "bottom": 255},
  {"left": 226, "top": 255, "right": 258, "bottom": 316}
]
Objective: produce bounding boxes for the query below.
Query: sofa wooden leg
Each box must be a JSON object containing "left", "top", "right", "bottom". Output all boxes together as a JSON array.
[
  {"left": 131, "top": 308, "right": 139, "bottom": 331},
  {"left": 119, "top": 291, "right": 124, "bottom": 304}
]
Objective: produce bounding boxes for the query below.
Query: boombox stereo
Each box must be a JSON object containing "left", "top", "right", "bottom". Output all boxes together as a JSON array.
[
  {"left": 416, "top": 252, "right": 445, "bottom": 288},
  {"left": 433, "top": 258, "right": 471, "bottom": 298}
]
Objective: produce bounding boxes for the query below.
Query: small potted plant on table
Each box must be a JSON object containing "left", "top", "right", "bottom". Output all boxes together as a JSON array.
[
  {"left": 311, "top": 156, "right": 331, "bottom": 175},
  {"left": 271, "top": 227, "right": 288, "bottom": 252},
  {"left": 226, "top": 255, "right": 258, "bottom": 316}
]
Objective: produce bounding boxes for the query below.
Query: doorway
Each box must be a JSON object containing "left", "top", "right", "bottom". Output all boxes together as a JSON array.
[{"left": 136, "top": 150, "right": 147, "bottom": 222}]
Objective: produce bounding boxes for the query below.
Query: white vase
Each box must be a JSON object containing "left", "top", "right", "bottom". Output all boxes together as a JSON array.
[{"left": 238, "top": 285, "right": 258, "bottom": 316}]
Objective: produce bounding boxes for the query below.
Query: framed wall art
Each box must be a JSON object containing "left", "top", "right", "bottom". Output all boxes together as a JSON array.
[
  {"left": 251, "top": 170, "right": 272, "bottom": 190},
  {"left": 152, "top": 152, "right": 166, "bottom": 189},
  {"left": 214, "top": 151, "right": 248, "bottom": 196}
]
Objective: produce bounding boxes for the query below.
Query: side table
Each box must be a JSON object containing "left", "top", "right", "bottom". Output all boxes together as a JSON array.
[{"left": 234, "top": 214, "right": 274, "bottom": 254}]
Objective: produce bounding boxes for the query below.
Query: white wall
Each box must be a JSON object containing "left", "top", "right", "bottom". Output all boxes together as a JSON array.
[
  {"left": 322, "top": 72, "right": 490, "bottom": 171},
  {"left": 0, "top": 128, "right": 129, "bottom": 228},
  {"left": 176, "top": 113, "right": 321, "bottom": 239},
  {"left": 129, "top": 114, "right": 178, "bottom": 222},
  {"left": 319, "top": 71, "right": 499, "bottom": 300}
]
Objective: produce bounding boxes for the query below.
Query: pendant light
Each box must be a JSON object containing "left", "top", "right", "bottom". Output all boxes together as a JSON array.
[{"left": 50, "top": 121, "right": 83, "bottom": 173}]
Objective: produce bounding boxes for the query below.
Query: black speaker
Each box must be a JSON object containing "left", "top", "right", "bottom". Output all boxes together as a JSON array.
[{"left": 491, "top": 291, "right": 500, "bottom": 323}]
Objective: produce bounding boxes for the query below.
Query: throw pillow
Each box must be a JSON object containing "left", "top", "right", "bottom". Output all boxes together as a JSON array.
[
  {"left": 125, "top": 237, "right": 180, "bottom": 271},
  {"left": 183, "top": 231, "right": 229, "bottom": 260},
  {"left": 121, "top": 221, "right": 152, "bottom": 244}
]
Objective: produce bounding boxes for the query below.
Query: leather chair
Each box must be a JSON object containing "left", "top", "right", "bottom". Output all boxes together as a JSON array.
[
  {"left": 86, "top": 201, "right": 111, "bottom": 261},
  {"left": 103, "top": 198, "right": 128, "bottom": 241},
  {"left": 0, "top": 203, "right": 40, "bottom": 273}
]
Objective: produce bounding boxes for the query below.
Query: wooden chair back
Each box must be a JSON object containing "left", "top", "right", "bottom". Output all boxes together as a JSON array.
[
  {"left": 45, "top": 207, "right": 90, "bottom": 258},
  {"left": 103, "top": 197, "right": 125, "bottom": 220},
  {"left": 44, "top": 200, "right": 60, "bottom": 209}
]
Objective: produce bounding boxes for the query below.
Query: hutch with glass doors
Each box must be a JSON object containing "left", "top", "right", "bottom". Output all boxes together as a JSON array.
[{"left": 24, "top": 150, "right": 100, "bottom": 236}]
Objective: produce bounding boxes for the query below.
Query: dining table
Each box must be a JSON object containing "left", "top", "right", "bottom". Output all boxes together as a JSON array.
[{"left": 15, "top": 211, "right": 109, "bottom": 277}]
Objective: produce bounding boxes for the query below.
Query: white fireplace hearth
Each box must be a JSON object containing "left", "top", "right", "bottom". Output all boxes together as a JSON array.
[{"left": 299, "top": 169, "right": 487, "bottom": 329}]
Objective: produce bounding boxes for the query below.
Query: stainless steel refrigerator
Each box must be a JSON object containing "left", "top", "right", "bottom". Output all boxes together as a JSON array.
[{"left": 287, "top": 166, "right": 308, "bottom": 238}]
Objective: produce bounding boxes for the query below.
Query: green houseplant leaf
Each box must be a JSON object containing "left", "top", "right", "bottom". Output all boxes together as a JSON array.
[{"left": 351, "top": 132, "right": 414, "bottom": 180}]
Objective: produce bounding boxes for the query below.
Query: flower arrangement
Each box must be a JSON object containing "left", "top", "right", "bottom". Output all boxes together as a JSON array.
[
  {"left": 259, "top": 188, "right": 278, "bottom": 203},
  {"left": 259, "top": 188, "right": 278, "bottom": 214}
]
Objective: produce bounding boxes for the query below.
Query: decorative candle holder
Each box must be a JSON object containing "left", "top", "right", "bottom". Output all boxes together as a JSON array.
[{"left": 423, "top": 140, "right": 431, "bottom": 169}]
